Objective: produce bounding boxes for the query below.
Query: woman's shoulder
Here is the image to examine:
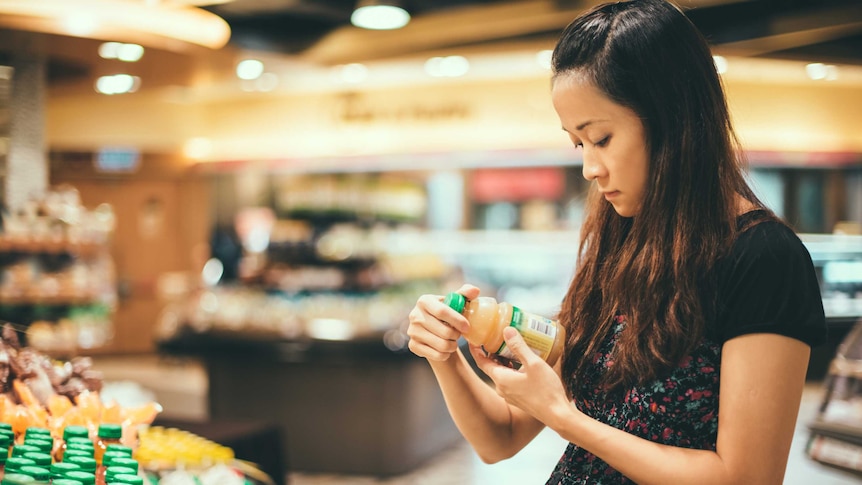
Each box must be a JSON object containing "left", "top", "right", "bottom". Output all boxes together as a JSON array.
[{"left": 730, "top": 210, "right": 808, "bottom": 263}]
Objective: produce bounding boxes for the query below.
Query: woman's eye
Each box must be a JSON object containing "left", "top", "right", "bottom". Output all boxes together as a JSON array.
[{"left": 595, "top": 136, "right": 611, "bottom": 147}]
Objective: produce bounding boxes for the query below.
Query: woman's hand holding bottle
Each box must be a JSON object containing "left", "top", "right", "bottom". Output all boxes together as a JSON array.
[{"left": 407, "top": 284, "right": 479, "bottom": 362}]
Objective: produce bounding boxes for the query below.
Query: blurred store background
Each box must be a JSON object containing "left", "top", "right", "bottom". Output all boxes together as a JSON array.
[{"left": 1, "top": 0, "right": 861, "bottom": 483}]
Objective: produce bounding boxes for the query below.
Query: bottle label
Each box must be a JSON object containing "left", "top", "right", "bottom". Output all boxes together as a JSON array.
[{"left": 496, "top": 306, "right": 558, "bottom": 361}]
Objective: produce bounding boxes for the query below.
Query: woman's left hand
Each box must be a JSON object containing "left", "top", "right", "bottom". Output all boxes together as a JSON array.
[{"left": 471, "top": 326, "right": 574, "bottom": 427}]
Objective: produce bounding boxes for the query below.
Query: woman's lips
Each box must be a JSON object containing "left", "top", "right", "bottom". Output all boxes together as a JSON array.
[{"left": 603, "top": 191, "right": 620, "bottom": 200}]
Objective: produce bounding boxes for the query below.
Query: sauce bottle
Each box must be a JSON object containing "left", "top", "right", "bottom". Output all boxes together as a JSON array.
[
  {"left": 444, "top": 292, "right": 565, "bottom": 365},
  {"left": 94, "top": 425, "right": 122, "bottom": 468},
  {"left": 56, "top": 427, "right": 91, "bottom": 463}
]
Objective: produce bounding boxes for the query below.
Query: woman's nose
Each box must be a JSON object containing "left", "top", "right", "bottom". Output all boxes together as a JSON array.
[{"left": 581, "top": 151, "right": 606, "bottom": 181}]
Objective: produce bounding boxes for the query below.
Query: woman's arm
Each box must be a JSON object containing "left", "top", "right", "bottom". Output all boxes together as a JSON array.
[
  {"left": 407, "top": 286, "right": 546, "bottom": 463},
  {"left": 480, "top": 328, "right": 810, "bottom": 484}
]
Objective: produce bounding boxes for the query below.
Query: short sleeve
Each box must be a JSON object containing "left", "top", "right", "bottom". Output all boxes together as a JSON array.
[{"left": 715, "top": 221, "right": 827, "bottom": 347}]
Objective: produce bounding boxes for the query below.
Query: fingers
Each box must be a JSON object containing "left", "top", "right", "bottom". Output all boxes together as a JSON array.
[
  {"left": 407, "top": 293, "right": 468, "bottom": 361},
  {"left": 455, "top": 284, "right": 481, "bottom": 301},
  {"left": 500, "top": 327, "right": 540, "bottom": 366}
]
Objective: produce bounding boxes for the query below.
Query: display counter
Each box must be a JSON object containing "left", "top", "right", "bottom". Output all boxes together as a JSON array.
[{"left": 158, "top": 329, "right": 462, "bottom": 477}]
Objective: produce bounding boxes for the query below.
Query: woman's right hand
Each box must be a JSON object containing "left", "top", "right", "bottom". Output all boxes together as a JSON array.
[{"left": 407, "top": 284, "right": 480, "bottom": 362}]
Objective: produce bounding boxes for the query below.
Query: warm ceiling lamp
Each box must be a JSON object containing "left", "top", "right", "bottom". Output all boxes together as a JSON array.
[
  {"left": 350, "top": 0, "right": 410, "bottom": 30},
  {"left": 0, "top": 0, "right": 231, "bottom": 51}
]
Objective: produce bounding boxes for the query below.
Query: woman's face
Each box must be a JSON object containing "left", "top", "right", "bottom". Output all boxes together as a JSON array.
[{"left": 551, "top": 74, "right": 649, "bottom": 218}]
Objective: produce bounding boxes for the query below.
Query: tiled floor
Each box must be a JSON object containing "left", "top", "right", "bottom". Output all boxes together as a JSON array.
[
  {"left": 93, "top": 355, "right": 861, "bottom": 484},
  {"left": 288, "top": 383, "right": 862, "bottom": 485}
]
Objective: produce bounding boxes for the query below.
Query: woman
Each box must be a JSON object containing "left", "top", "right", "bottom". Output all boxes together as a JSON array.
[{"left": 406, "top": 0, "right": 827, "bottom": 483}]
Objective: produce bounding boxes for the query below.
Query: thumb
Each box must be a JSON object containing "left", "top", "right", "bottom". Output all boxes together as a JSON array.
[{"left": 502, "top": 326, "right": 538, "bottom": 365}]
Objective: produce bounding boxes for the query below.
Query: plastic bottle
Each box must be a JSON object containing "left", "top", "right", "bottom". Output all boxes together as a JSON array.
[
  {"left": 444, "top": 292, "right": 565, "bottom": 365},
  {"left": 93, "top": 426, "right": 122, "bottom": 468},
  {"left": 56, "top": 427, "right": 91, "bottom": 463}
]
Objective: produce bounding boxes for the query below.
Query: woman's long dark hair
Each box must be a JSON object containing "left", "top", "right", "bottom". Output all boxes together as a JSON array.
[{"left": 554, "top": 0, "right": 765, "bottom": 395}]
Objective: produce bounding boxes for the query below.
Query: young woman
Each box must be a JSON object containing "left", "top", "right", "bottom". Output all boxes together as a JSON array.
[{"left": 406, "top": 0, "right": 827, "bottom": 483}]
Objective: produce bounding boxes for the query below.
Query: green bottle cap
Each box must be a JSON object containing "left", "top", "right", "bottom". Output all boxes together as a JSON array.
[
  {"left": 24, "top": 427, "right": 50, "bottom": 437},
  {"left": 444, "top": 292, "right": 466, "bottom": 313},
  {"left": 51, "top": 461, "right": 82, "bottom": 477},
  {"left": 105, "top": 444, "right": 134, "bottom": 457},
  {"left": 0, "top": 473, "right": 36, "bottom": 484},
  {"left": 66, "top": 443, "right": 95, "bottom": 454},
  {"left": 63, "top": 426, "right": 90, "bottom": 440},
  {"left": 97, "top": 424, "right": 122, "bottom": 439},
  {"left": 22, "top": 439, "right": 52, "bottom": 453},
  {"left": 11, "top": 444, "right": 41, "bottom": 457},
  {"left": 18, "top": 465, "right": 50, "bottom": 481},
  {"left": 112, "top": 474, "right": 144, "bottom": 485},
  {"left": 102, "top": 451, "right": 128, "bottom": 464},
  {"left": 5, "top": 456, "right": 37, "bottom": 472},
  {"left": 0, "top": 434, "right": 11, "bottom": 448},
  {"left": 53, "top": 480, "right": 85, "bottom": 485},
  {"left": 65, "top": 471, "right": 96, "bottom": 485},
  {"left": 66, "top": 437, "right": 93, "bottom": 446},
  {"left": 63, "top": 449, "right": 92, "bottom": 460},
  {"left": 65, "top": 455, "right": 97, "bottom": 472},
  {"left": 106, "top": 457, "right": 138, "bottom": 472},
  {"left": 105, "top": 466, "right": 137, "bottom": 480},
  {"left": 21, "top": 452, "right": 51, "bottom": 467},
  {"left": 0, "top": 445, "right": 7, "bottom": 463},
  {"left": 0, "top": 422, "right": 13, "bottom": 431}
]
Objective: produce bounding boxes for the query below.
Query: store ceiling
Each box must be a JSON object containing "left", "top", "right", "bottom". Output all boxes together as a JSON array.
[
  {"left": 0, "top": 0, "right": 861, "bottom": 92},
  {"left": 204, "top": 0, "right": 862, "bottom": 65}
]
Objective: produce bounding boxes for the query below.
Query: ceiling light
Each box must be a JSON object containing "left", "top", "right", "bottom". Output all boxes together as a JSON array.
[
  {"left": 351, "top": 0, "right": 410, "bottom": 30},
  {"left": 99, "top": 42, "right": 144, "bottom": 62},
  {"left": 236, "top": 59, "right": 264, "bottom": 80},
  {"left": 804, "top": 62, "right": 839, "bottom": 81},
  {"left": 425, "top": 56, "right": 470, "bottom": 78},
  {"left": 117, "top": 43, "right": 145, "bottom": 62},
  {"left": 95, "top": 74, "right": 141, "bottom": 95},
  {"left": 99, "top": 42, "right": 122, "bottom": 59},
  {"left": 0, "top": 0, "right": 230, "bottom": 51}
]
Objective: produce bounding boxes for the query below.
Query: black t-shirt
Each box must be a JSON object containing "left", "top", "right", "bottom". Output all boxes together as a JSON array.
[
  {"left": 714, "top": 210, "right": 827, "bottom": 347},
  {"left": 547, "top": 211, "right": 828, "bottom": 484}
]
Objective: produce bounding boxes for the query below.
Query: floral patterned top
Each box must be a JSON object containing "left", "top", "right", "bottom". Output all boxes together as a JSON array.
[{"left": 546, "top": 212, "right": 826, "bottom": 484}]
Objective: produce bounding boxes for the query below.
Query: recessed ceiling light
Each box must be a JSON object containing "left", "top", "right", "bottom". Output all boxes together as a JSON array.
[
  {"left": 350, "top": 1, "right": 410, "bottom": 30},
  {"left": 236, "top": 59, "right": 264, "bottom": 80}
]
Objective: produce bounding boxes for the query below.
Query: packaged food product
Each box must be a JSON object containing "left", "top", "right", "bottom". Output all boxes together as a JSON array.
[{"left": 444, "top": 292, "right": 565, "bottom": 365}]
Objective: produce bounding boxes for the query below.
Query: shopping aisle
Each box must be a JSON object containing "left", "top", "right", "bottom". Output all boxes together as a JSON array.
[
  {"left": 93, "top": 356, "right": 860, "bottom": 484},
  {"left": 289, "top": 383, "right": 861, "bottom": 485}
]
